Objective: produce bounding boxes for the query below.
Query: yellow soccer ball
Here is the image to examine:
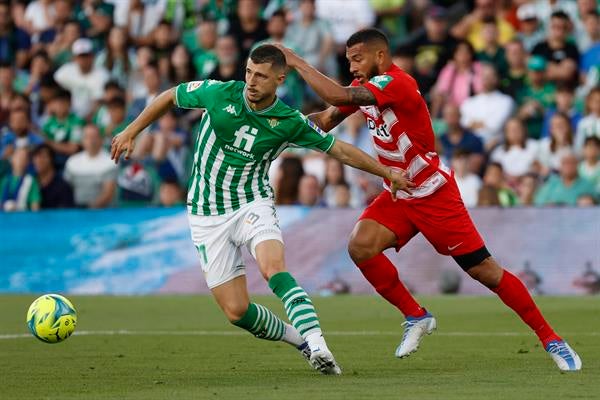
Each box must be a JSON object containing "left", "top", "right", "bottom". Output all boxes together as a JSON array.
[{"left": 26, "top": 294, "right": 77, "bottom": 343}]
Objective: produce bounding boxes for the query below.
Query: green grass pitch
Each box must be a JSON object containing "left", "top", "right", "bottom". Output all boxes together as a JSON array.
[{"left": 1, "top": 295, "right": 598, "bottom": 399}]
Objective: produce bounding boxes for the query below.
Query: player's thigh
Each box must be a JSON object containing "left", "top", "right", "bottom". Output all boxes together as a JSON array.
[
  {"left": 210, "top": 275, "right": 250, "bottom": 322},
  {"left": 409, "top": 182, "right": 485, "bottom": 258},
  {"left": 188, "top": 213, "right": 246, "bottom": 290},
  {"left": 350, "top": 191, "right": 418, "bottom": 261},
  {"left": 233, "top": 200, "right": 285, "bottom": 276}
]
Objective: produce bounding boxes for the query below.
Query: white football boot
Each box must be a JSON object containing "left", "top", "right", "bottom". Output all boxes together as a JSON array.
[
  {"left": 545, "top": 340, "right": 582, "bottom": 371},
  {"left": 395, "top": 311, "right": 437, "bottom": 358}
]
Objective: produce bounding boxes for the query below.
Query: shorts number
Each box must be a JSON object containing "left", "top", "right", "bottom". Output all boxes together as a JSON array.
[{"left": 196, "top": 244, "right": 208, "bottom": 265}]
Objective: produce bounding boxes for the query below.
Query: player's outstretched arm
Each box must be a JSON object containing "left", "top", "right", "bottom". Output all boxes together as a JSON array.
[
  {"left": 275, "top": 44, "right": 377, "bottom": 107},
  {"left": 328, "top": 139, "right": 414, "bottom": 199},
  {"left": 111, "top": 88, "right": 176, "bottom": 163},
  {"left": 308, "top": 106, "right": 348, "bottom": 132}
]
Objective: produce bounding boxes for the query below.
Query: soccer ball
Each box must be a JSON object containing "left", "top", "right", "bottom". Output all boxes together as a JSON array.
[{"left": 26, "top": 294, "right": 77, "bottom": 343}]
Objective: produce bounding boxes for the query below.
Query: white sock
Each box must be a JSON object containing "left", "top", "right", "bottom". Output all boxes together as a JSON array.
[
  {"left": 306, "top": 332, "right": 329, "bottom": 353},
  {"left": 281, "top": 323, "right": 304, "bottom": 348}
]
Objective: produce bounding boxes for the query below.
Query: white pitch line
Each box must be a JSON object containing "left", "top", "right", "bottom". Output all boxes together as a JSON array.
[{"left": 1, "top": 330, "right": 599, "bottom": 340}]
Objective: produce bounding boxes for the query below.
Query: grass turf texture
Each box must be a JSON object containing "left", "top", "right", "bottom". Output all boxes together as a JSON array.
[{"left": 1, "top": 295, "right": 598, "bottom": 400}]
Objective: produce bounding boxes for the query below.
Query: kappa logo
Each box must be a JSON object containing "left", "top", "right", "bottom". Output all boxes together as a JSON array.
[
  {"left": 223, "top": 104, "right": 237, "bottom": 115},
  {"left": 186, "top": 81, "right": 203, "bottom": 92}
]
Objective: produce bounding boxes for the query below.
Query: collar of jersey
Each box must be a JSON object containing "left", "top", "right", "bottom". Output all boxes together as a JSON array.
[{"left": 242, "top": 85, "right": 280, "bottom": 114}]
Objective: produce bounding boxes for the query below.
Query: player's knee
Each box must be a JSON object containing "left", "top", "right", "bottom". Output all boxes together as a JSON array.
[
  {"left": 348, "top": 234, "right": 379, "bottom": 264},
  {"left": 467, "top": 257, "right": 503, "bottom": 287},
  {"left": 259, "top": 259, "right": 285, "bottom": 280},
  {"left": 224, "top": 302, "right": 249, "bottom": 323}
]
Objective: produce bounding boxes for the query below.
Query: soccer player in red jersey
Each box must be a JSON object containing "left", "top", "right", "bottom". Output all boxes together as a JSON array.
[{"left": 275, "top": 29, "right": 581, "bottom": 371}]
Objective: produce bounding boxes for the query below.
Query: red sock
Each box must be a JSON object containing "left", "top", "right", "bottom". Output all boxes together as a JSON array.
[
  {"left": 492, "top": 269, "right": 561, "bottom": 348},
  {"left": 357, "top": 253, "right": 426, "bottom": 318}
]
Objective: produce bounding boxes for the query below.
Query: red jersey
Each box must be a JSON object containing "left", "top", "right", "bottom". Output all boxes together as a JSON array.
[{"left": 339, "top": 64, "right": 451, "bottom": 199}]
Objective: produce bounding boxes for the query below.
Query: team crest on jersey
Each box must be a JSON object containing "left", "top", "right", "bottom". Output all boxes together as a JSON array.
[
  {"left": 186, "top": 81, "right": 203, "bottom": 92},
  {"left": 369, "top": 75, "right": 393, "bottom": 90},
  {"left": 268, "top": 118, "right": 279, "bottom": 128}
]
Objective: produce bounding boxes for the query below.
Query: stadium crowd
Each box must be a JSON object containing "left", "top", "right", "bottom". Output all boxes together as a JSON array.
[{"left": 1, "top": 0, "right": 600, "bottom": 212}]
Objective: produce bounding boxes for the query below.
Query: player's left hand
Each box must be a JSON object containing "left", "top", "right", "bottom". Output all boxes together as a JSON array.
[
  {"left": 388, "top": 168, "right": 415, "bottom": 201},
  {"left": 272, "top": 44, "right": 301, "bottom": 68}
]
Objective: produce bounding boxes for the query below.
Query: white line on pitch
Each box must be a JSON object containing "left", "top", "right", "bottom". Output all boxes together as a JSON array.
[{"left": 1, "top": 330, "right": 599, "bottom": 340}]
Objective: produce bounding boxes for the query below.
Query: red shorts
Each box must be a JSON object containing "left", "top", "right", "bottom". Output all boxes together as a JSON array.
[{"left": 359, "top": 179, "right": 485, "bottom": 257}]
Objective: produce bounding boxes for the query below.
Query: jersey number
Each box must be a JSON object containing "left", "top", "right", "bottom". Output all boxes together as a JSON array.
[{"left": 233, "top": 125, "right": 258, "bottom": 152}]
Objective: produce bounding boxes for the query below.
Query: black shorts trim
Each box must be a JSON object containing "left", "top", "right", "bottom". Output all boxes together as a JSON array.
[{"left": 452, "top": 246, "right": 491, "bottom": 271}]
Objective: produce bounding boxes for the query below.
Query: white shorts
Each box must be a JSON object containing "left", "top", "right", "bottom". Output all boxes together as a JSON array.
[{"left": 187, "top": 199, "right": 283, "bottom": 289}]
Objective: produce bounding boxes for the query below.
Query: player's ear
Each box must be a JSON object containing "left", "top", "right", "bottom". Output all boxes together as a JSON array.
[{"left": 276, "top": 71, "right": 286, "bottom": 85}]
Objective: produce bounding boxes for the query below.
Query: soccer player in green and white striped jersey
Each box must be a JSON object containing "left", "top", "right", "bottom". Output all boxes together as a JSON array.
[{"left": 111, "top": 44, "right": 413, "bottom": 375}]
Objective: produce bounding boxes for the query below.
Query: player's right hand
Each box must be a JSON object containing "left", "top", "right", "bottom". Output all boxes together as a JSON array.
[
  {"left": 110, "top": 129, "right": 136, "bottom": 164},
  {"left": 388, "top": 168, "right": 415, "bottom": 201}
]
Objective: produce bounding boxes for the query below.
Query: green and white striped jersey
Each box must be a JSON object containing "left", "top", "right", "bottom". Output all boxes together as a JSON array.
[{"left": 175, "top": 79, "right": 336, "bottom": 216}]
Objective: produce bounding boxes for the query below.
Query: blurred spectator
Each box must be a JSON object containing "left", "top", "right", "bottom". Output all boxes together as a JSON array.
[
  {"left": 95, "top": 26, "right": 136, "bottom": 89},
  {"left": 516, "top": 55, "right": 556, "bottom": 139},
  {"left": 578, "top": 136, "right": 600, "bottom": 190},
  {"left": 0, "top": 147, "right": 40, "bottom": 211},
  {"left": 1, "top": 108, "right": 43, "bottom": 160},
  {"left": 129, "top": 63, "right": 164, "bottom": 121},
  {"left": 128, "top": 46, "right": 155, "bottom": 99},
  {"left": 152, "top": 20, "right": 177, "bottom": 79},
  {"left": 439, "top": 103, "right": 484, "bottom": 173},
  {"left": 0, "top": 0, "right": 31, "bottom": 67},
  {"left": 515, "top": 3, "right": 545, "bottom": 52},
  {"left": 451, "top": 149, "right": 482, "bottom": 208},
  {"left": 369, "top": 0, "right": 408, "bottom": 49},
  {"left": 517, "top": 262, "right": 543, "bottom": 294},
  {"left": 188, "top": 19, "right": 219, "bottom": 79},
  {"left": 47, "top": 19, "right": 80, "bottom": 67},
  {"left": 500, "top": 39, "right": 528, "bottom": 98},
  {"left": 23, "top": 49, "right": 52, "bottom": 98},
  {"left": 228, "top": 0, "right": 269, "bottom": 62},
  {"left": 451, "top": 0, "right": 515, "bottom": 52},
  {"left": 41, "top": 89, "right": 83, "bottom": 164},
  {"left": 577, "top": 193, "right": 597, "bottom": 206},
  {"left": 322, "top": 157, "right": 360, "bottom": 208},
  {"left": 491, "top": 117, "right": 538, "bottom": 180},
  {"left": 23, "top": 0, "right": 55, "bottom": 40},
  {"left": 169, "top": 44, "right": 196, "bottom": 85},
  {"left": 208, "top": 35, "right": 245, "bottom": 82},
  {"left": 275, "top": 156, "right": 304, "bottom": 205},
  {"left": 76, "top": 0, "right": 114, "bottom": 48},
  {"left": 103, "top": 96, "right": 130, "bottom": 140},
  {"left": 54, "top": 38, "right": 109, "bottom": 120},
  {"left": 316, "top": 0, "right": 375, "bottom": 83},
  {"left": 541, "top": 84, "right": 582, "bottom": 138},
  {"left": 534, "top": 0, "right": 579, "bottom": 28},
  {"left": 572, "top": 262, "right": 600, "bottom": 294},
  {"left": 482, "top": 162, "right": 519, "bottom": 207},
  {"left": 532, "top": 11, "right": 580, "bottom": 85},
  {"left": 159, "top": 179, "right": 184, "bottom": 207},
  {"left": 579, "top": 10, "right": 600, "bottom": 54},
  {"left": 460, "top": 64, "right": 515, "bottom": 149},
  {"left": 517, "top": 172, "right": 540, "bottom": 206},
  {"left": 431, "top": 41, "right": 483, "bottom": 118},
  {"left": 286, "top": 0, "right": 336, "bottom": 76},
  {"left": 128, "top": 0, "right": 166, "bottom": 47},
  {"left": 575, "top": 87, "right": 600, "bottom": 152},
  {"left": 476, "top": 17, "right": 508, "bottom": 76},
  {"left": 404, "top": 5, "right": 457, "bottom": 99},
  {"left": 93, "top": 80, "right": 125, "bottom": 135},
  {"left": 298, "top": 174, "right": 322, "bottom": 207},
  {"left": 116, "top": 159, "right": 160, "bottom": 206},
  {"left": 477, "top": 184, "right": 501, "bottom": 206},
  {"left": 135, "top": 110, "right": 188, "bottom": 185},
  {"left": 64, "top": 124, "right": 117, "bottom": 208},
  {"left": 31, "top": 143, "right": 74, "bottom": 209},
  {"left": 0, "top": 61, "right": 16, "bottom": 126},
  {"left": 537, "top": 112, "right": 574, "bottom": 176},
  {"left": 535, "top": 151, "right": 597, "bottom": 206}
]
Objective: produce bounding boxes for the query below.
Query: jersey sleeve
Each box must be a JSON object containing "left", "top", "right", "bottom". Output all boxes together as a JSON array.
[
  {"left": 175, "top": 80, "right": 223, "bottom": 109},
  {"left": 362, "top": 74, "right": 404, "bottom": 108},
  {"left": 290, "top": 114, "right": 336, "bottom": 153}
]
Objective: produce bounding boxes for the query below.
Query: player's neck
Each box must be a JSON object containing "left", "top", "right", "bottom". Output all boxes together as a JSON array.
[{"left": 246, "top": 93, "right": 277, "bottom": 112}]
